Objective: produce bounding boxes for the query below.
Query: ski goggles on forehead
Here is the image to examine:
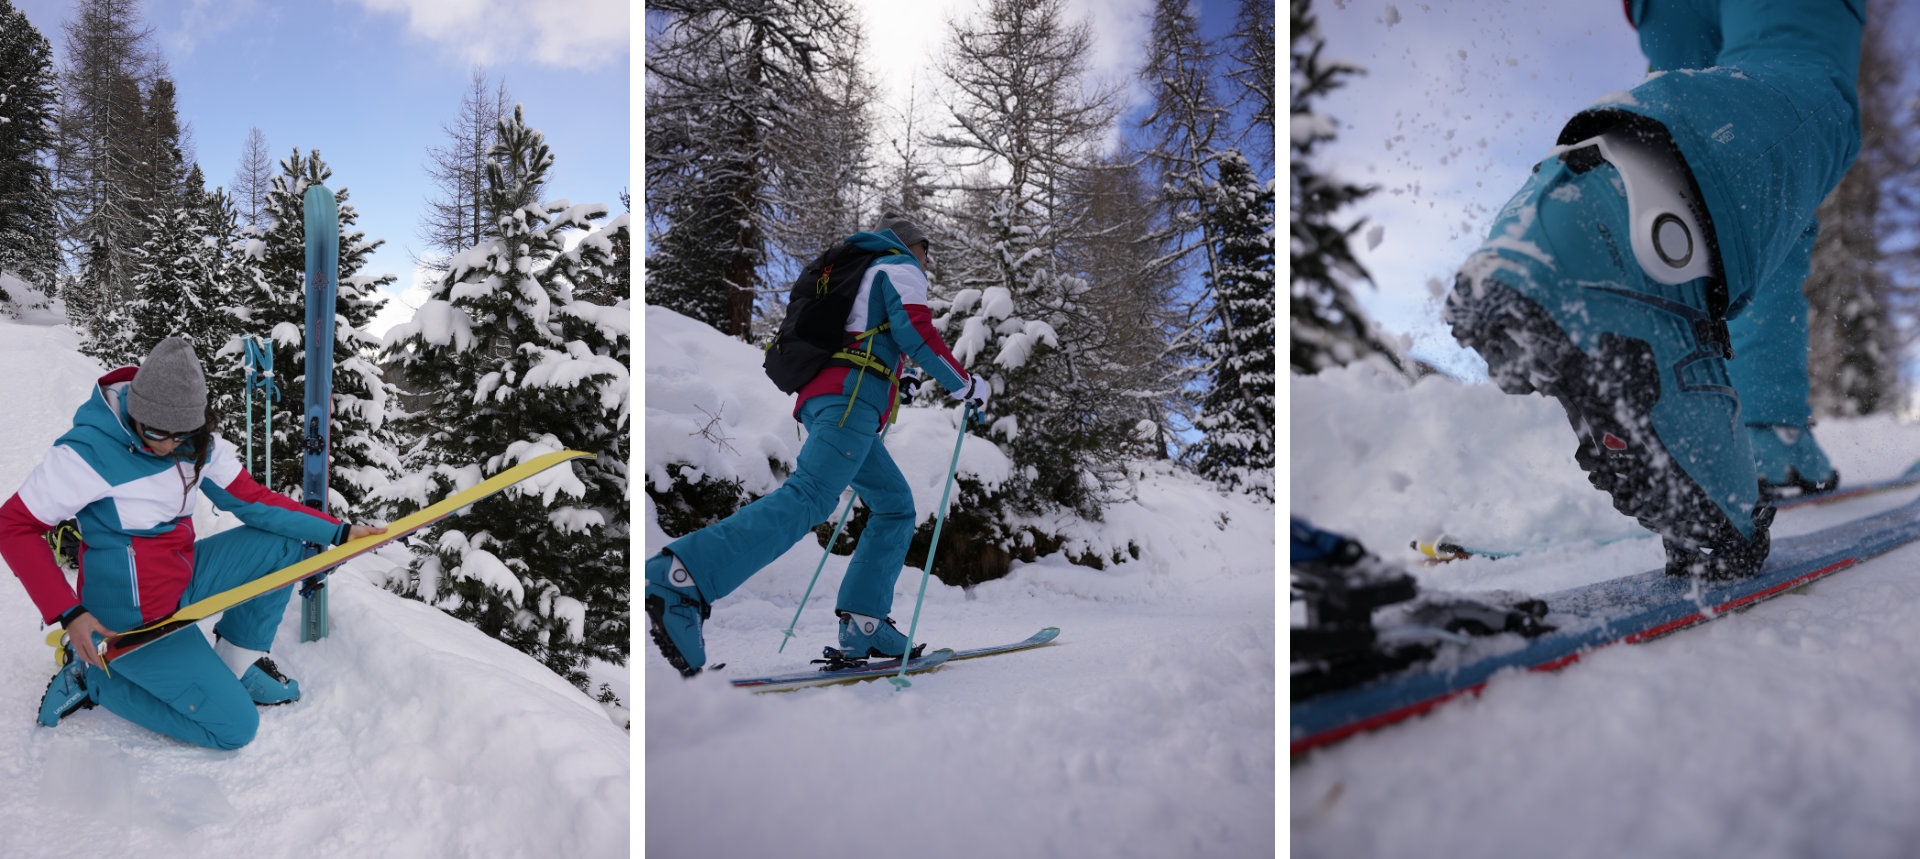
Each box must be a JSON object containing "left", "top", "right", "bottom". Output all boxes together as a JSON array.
[{"left": 138, "top": 425, "right": 197, "bottom": 443}]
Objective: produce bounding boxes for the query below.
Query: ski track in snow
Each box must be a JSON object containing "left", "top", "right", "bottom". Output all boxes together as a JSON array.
[
  {"left": 1293, "top": 362, "right": 1920, "bottom": 859},
  {"left": 0, "top": 315, "right": 628, "bottom": 857},
  {"left": 644, "top": 307, "right": 1278, "bottom": 859}
]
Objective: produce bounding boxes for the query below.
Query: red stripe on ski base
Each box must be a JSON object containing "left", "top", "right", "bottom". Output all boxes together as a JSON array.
[{"left": 1290, "top": 559, "right": 1859, "bottom": 757}]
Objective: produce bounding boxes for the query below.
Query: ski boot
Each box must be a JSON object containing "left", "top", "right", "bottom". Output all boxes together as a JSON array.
[
  {"left": 38, "top": 637, "right": 96, "bottom": 728},
  {"left": 215, "top": 632, "right": 300, "bottom": 705},
  {"left": 1443, "top": 113, "right": 1772, "bottom": 580},
  {"left": 1749, "top": 423, "right": 1839, "bottom": 500},
  {"left": 831, "top": 611, "right": 924, "bottom": 664},
  {"left": 645, "top": 550, "right": 709, "bottom": 677},
  {"left": 241, "top": 657, "right": 300, "bottom": 705}
]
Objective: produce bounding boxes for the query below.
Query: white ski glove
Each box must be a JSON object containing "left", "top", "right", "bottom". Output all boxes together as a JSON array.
[{"left": 951, "top": 373, "right": 994, "bottom": 409}]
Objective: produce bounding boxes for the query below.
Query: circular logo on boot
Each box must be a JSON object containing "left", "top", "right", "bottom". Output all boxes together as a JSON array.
[
  {"left": 863, "top": 621, "right": 877, "bottom": 634},
  {"left": 1652, "top": 213, "right": 1692, "bottom": 268},
  {"left": 671, "top": 568, "right": 691, "bottom": 586}
]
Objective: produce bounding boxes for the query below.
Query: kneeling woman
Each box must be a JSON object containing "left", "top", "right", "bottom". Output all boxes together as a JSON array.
[{"left": 0, "top": 337, "right": 385, "bottom": 749}]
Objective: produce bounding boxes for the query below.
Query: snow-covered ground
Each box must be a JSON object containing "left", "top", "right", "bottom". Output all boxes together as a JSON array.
[
  {"left": 1292, "top": 360, "right": 1920, "bottom": 858},
  {"left": 0, "top": 306, "right": 628, "bottom": 856},
  {"left": 642, "top": 306, "right": 1278, "bottom": 858}
]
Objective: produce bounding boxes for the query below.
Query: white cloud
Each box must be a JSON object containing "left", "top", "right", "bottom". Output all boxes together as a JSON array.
[
  {"left": 350, "top": 0, "right": 629, "bottom": 71},
  {"left": 150, "top": 0, "right": 262, "bottom": 57}
]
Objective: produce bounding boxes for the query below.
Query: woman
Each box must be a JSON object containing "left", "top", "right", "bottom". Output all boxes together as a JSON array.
[
  {"left": 0, "top": 337, "right": 385, "bottom": 749},
  {"left": 646, "top": 214, "right": 996, "bottom": 678}
]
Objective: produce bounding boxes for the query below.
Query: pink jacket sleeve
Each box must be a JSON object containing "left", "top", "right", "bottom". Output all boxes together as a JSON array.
[{"left": 0, "top": 493, "right": 78, "bottom": 625}]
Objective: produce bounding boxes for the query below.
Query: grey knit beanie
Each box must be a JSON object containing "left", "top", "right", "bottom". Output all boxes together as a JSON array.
[
  {"left": 128, "top": 336, "right": 208, "bottom": 432},
  {"left": 875, "top": 213, "right": 930, "bottom": 250}
]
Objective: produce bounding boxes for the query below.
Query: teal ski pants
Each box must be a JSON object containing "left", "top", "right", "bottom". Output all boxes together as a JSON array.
[
  {"left": 83, "top": 526, "right": 308, "bottom": 749},
  {"left": 1618, "top": 0, "right": 1865, "bottom": 426},
  {"left": 666, "top": 394, "right": 914, "bottom": 620}
]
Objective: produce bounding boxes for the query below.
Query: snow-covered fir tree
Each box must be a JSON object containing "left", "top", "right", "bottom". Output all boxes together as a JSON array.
[
  {"left": 126, "top": 199, "right": 209, "bottom": 356},
  {"left": 70, "top": 238, "right": 129, "bottom": 365},
  {"left": 197, "top": 186, "right": 262, "bottom": 426},
  {"left": 251, "top": 148, "right": 402, "bottom": 513},
  {"left": 1193, "top": 150, "right": 1275, "bottom": 499},
  {"left": 1289, "top": 0, "right": 1404, "bottom": 376},
  {"left": 0, "top": 0, "right": 61, "bottom": 303},
  {"left": 381, "top": 105, "right": 629, "bottom": 690}
]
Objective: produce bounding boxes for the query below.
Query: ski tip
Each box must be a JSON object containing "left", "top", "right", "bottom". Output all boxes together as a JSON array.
[{"left": 1412, "top": 537, "right": 1468, "bottom": 561}]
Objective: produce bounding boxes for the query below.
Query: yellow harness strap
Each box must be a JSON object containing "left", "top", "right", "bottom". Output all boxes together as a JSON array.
[{"left": 835, "top": 326, "right": 898, "bottom": 427}]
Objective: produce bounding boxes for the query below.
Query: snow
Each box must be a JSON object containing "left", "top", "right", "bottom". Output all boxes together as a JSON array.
[
  {"left": 0, "top": 314, "right": 627, "bottom": 855},
  {"left": 1291, "top": 360, "right": 1920, "bottom": 857},
  {"left": 644, "top": 307, "right": 1277, "bottom": 858}
]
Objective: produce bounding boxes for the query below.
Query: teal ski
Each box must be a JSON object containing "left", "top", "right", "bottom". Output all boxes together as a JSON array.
[
  {"left": 730, "top": 648, "right": 956, "bottom": 692},
  {"left": 729, "top": 627, "right": 1060, "bottom": 693}
]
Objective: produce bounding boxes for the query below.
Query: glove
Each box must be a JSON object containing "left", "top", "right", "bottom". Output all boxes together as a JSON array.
[
  {"left": 898, "top": 371, "right": 924, "bottom": 400},
  {"left": 950, "top": 373, "right": 993, "bottom": 409}
]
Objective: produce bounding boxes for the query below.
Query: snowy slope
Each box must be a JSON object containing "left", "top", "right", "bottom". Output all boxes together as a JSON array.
[
  {"left": 1291, "top": 362, "right": 1920, "bottom": 859},
  {"left": 642, "top": 306, "right": 1278, "bottom": 859},
  {"left": 0, "top": 315, "right": 628, "bottom": 857}
]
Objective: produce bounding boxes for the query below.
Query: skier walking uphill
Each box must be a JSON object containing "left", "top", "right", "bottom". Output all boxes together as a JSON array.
[
  {"left": 0, "top": 337, "right": 387, "bottom": 748},
  {"left": 646, "top": 215, "right": 996, "bottom": 677},
  {"left": 1444, "top": 0, "right": 1862, "bottom": 579}
]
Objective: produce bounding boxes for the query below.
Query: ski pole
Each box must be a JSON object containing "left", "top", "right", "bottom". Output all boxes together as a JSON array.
[
  {"left": 244, "top": 342, "right": 254, "bottom": 474},
  {"left": 778, "top": 421, "right": 892, "bottom": 653},
  {"left": 243, "top": 336, "right": 279, "bottom": 485},
  {"left": 891, "top": 401, "right": 977, "bottom": 690}
]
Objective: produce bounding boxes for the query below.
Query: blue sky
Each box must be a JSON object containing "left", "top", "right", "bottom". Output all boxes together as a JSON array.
[
  {"left": 1307, "top": 1, "right": 1644, "bottom": 376},
  {"left": 12, "top": 0, "right": 631, "bottom": 336}
]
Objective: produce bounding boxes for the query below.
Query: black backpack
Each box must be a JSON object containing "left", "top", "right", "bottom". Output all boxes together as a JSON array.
[{"left": 762, "top": 240, "right": 902, "bottom": 393}]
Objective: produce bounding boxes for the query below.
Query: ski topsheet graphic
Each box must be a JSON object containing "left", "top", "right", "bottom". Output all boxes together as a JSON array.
[
  {"left": 301, "top": 183, "right": 340, "bottom": 642},
  {"left": 1294, "top": 491, "right": 1920, "bottom": 756},
  {"left": 71, "top": 449, "right": 593, "bottom": 665}
]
